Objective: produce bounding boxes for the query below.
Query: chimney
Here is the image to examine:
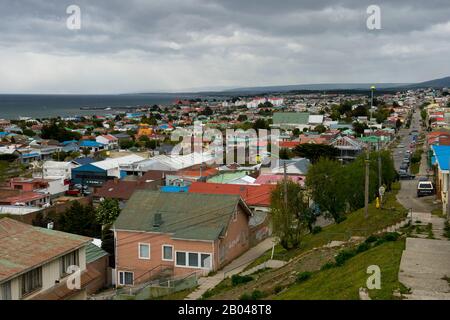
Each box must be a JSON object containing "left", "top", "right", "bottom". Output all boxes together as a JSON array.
[{"left": 153, "top": 213, "right": 163, "bottom": 228}]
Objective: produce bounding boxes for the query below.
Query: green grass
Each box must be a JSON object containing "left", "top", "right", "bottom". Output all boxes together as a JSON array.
[
  {"left": 245, "top": 183, "right": 407, "bottom": 270},
  {"left": 201, "top": 278, "right": 233, "bottom": 299},
  {"left": 431, "top": 208, "right": 444, "bottom": 218},
  {"left": 154, "top": 287, "right": 197, "bottom": 300},
  {"left": 275, "top": 239, "right": 406, "bottom": 300}
]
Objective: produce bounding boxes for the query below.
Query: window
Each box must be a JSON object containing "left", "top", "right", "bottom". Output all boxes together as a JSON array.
[
  {"left": 0, "top": 281, "right": 12, "bottom": 300},
  {"left": 118, "top": 271, "right": 134, "bottom": 286},
  {"left": 138, "top": 243, "right": 150, "bottom": 259},
  {"left": 200, "top": 254, "right": 212, "bottom": 269},
  {"left": 188, "top": 253, "right": 199, "bottom": 267},
  {"left": 60, "top": 250, "right": 79, "bottom": 277},
  {"left": 21, "top": 267, "right": 42, "bottom": 297},
  {"left": 162, "top": 245, "right": 173, "bottom": 261},
  {"left": 176, "top": 251, "right": 212, "bottom": 270},
  {"left": 176, "top": 252, "right": 186, "bottom": 266}
]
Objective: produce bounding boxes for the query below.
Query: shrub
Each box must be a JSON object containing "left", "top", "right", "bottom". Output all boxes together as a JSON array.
[
  {"left": 312, "top": 226, "right": 322, "bottom": 234},
  {"left": 365, "top": 235, "right": 379, "bottom": 244},
  {"left": 201, "top": 290, "right": 213, "bottom": 300},
  {"left": 382, "top": 232, "right": 400, "bottom": 242},
  {"left": 273, "top": 285, "right": 283, "bottom": 294},
  {"left": 334, "top": 249, "right": 356, "bottom": 266},
  {"left": 239, "top": 293, "right": 252, "bottom": 300},
  {"left": 296, "top": 271, "right": 312, "bottom": 283},
  {"left": 356, "top": 242, "right": 370, "bottom": 253},
  {"left": 231, "top": 275, "right": 253, "bottom": 286},
  {"left": 335, "top": 216, "right": 347, "bottom": 224},
  {"left": 251, "top": 290, "right": 265, "bottom": 300},
  {"left": 320, "top": 262, "right": 335, "bottom": 271}
]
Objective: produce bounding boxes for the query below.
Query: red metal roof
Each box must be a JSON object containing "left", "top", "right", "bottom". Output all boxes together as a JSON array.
[{"left": 188, "top": 182, "right": 274, "bottom": 207}]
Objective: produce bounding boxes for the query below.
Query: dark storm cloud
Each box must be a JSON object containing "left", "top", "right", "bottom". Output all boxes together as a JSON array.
[{"left": 0, "top": 0, "right": 450, "bottom": 93}]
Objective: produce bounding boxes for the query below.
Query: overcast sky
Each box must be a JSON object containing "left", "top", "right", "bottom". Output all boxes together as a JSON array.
[{"left": 1, "top": 0, "right": 450, "bottom": 94}]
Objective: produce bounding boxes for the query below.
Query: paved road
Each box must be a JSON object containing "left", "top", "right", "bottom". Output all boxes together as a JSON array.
[
  {"left": 394, "top": 107, "right": 450, "bottom": 300},
  {"left": 394, "top": 108, "right": 435, "bottom": 212}
]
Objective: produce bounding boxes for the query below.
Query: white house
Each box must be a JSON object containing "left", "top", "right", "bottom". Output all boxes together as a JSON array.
[{"left": 96, "top": 134, "right": 119, "bottom": 150}]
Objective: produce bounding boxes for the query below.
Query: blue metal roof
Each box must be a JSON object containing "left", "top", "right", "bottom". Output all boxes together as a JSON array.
[
  {"left": 79, "top": 140, "right": 104, "bottom": 148},
  {"left": 160, "top": 185, "right": 190, "bottom": 193},
  {"left": 62, "top": 140, "right": 78, "bottom": 145},
  {"left": 72, "top": 163, "right": 106, "bottom": 173},
  {"left": 432, "top": 145, "right": 450, "bottom": 171},
  {"left": 22, "top": 153, "right": 40, "bottom": 158}
]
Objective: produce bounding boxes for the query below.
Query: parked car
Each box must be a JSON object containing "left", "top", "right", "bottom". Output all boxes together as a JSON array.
[
  {"left": 400, "top": 163, "right": 409, "bottom": 171},
  {"left": 399, "top": 172, "right": 415, "bottom": 180},
  {"left": 66, "top": 189, "right": 81, "bottom": 196},
  {"left": 417, "top": 180, "right": 434, "bottom": 197}
]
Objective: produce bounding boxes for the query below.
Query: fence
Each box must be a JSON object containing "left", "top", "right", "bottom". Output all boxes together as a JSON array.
[{"left": 112, "top": 270, "right": 203, "bottom": 300}]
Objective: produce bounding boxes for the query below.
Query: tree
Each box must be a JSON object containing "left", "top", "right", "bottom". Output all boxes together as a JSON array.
[
  {"left": 292, "top": 128, "right": 300, "bottom": 137},
  {"left": 41, "top": 121, "right": 81, "bottom": 142},
  {"left": 201, "top": 106, "right": 213, "bottom": 116},
  {"left": 306, "top": 158, "right": 346, "bottom": 222},
  {"left": 119, "top": 139, "right": 134, "bottom": 149},
  {"left": 81, "top": 147, "right": 91, "bottom": 157},
  {"left": 293, "top": 144, "right": 339, "bottom": 164},
  {"left": 279, "top": 148, "right": 292, "bottom": 160},
  {"left": 313, "top": 124, "right": 327, "bottom": 134},
  {"left": 237, "top": 114, "right": 248, "bottom": 122},
  {"left": 95, "top": 198, "right": 121, "bottom": 226},
  {"left": 270, "top": 179, "right": 309, "bottom": 250},
  {"left": 253, "top": 119, "right": 270, "bottom": 130},
  {"left": 352, "top": 122, "right": 368, "bottom": 136},
  {"left": 421, "top": 109, "right": 427, "bottom": 121},
  {"left": 58, "top": 202, "right": 101, "bottom": 238}
]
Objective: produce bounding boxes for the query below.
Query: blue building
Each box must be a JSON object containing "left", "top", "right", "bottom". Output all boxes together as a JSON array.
[{"left": 71, "top": 163, "right": 109, "bottom": 187}]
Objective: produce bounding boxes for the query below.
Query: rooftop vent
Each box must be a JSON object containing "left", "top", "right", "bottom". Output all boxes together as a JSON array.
[{"left": 153, "top": 213, "right": 163, "bottom": 228}]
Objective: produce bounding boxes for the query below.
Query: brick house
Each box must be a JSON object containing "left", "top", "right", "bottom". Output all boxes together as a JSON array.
[{"left": 113, "top": 191, "right": 252, "bottom": 287}]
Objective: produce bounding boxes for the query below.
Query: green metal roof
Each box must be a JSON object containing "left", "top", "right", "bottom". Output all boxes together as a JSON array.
[
  {"left": 114, "top": 191, "right": 244, "bottom": 241},
  {"left": 207, "top": 171, "right": 248, "bottom": 184},
  {"left": 85, "top": 243, "right": 109, "bottom": 264},
  {"left": 273, "top": 112, "right": 309, "bottom": 125},
  {"left": 359, "top": 136, "right": 380, "bottom": 143}
]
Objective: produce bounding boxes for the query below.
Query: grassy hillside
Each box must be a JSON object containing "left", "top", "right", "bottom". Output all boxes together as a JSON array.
[
  {"left": 275, "top": 239, "right": 406, "bottom": 300},
  {"left": 246, "top": 182, "right": 407, "bottom": 269}
]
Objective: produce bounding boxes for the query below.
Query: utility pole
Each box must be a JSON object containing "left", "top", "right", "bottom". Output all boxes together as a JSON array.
[
  {"left": 283, "top": 161, "right": 288, "bottom": 209},
  {"left": 364, "top": 150, "right": 370, "bottom": 219},
  {"left": 377, "top": 139, "right": 382, "bottom": 189}
]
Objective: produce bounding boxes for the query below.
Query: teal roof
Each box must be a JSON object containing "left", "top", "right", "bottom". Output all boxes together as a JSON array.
[
  {"left": 114, "top": 191, "right": 245, "bottom": 241},
  {"left": 207, "top": 171, "right": 248, "bottom": 184},
  {"left": 273, "top": 112, "right": 309, "bottom": 125},
  {"left": 86, "top": 243, "right": 109, "bottom": 264}
]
